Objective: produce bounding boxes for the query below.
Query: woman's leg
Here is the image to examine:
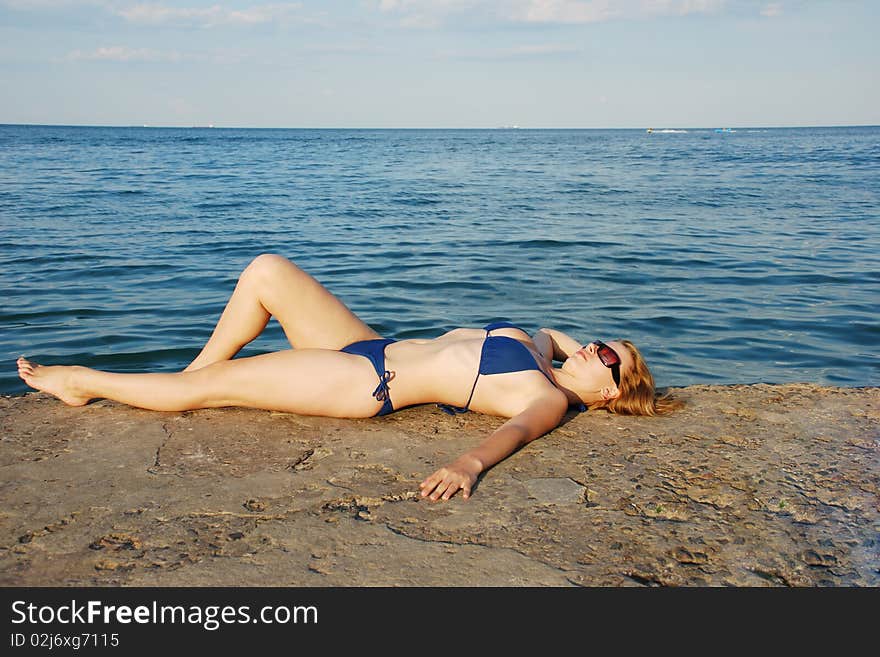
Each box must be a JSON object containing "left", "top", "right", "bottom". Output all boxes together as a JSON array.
[
  {"left": 18, "top": 351, "right": 384, "bottom": 418},
  {"left": 185, "top": 253, "right": 381, "bottom": 372}
]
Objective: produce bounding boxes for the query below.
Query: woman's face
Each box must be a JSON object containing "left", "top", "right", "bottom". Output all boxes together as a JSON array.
[{"left": 562, "top": 340, "right": 633, "bottom": 400}]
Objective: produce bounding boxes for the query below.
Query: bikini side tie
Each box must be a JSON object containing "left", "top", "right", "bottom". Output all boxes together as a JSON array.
[{"left": 373, "top": 370, "right": 393, "bottom": 402}]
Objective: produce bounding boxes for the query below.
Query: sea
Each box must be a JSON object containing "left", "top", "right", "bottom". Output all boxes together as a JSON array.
[{"left": 1, "top": 124, "right": 878, "bottom": 395}]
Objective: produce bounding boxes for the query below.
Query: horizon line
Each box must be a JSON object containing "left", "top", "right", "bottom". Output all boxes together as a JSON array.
[{"left": 2, "top": 122, "right": 879, "bottom": 131}]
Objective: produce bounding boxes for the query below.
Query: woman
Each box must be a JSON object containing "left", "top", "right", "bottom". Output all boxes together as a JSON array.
[{"left": 17, "top": 254, "right": 678, "bottom": 502}]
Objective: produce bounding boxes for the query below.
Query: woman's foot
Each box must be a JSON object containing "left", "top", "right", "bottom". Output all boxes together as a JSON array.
[{"left": 16, "top": 357, "right": 92, "bottom": 406}]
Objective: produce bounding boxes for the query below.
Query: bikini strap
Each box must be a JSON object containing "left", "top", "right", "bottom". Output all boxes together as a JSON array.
[{"left": 437, "top": 403, "right": 466, "bottom": 415}]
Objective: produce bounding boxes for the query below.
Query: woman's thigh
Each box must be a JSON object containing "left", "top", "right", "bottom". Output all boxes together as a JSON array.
[
  {"left": 201, "top": 349, "right": 385, "bottom": 417},
  {"left": 249, "top": 254, "right": 382, "bottom": 350}
]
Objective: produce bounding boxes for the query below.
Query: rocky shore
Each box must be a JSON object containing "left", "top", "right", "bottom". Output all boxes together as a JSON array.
[{"left": 1, "top": 383, "right": 877, "bottom": 586}]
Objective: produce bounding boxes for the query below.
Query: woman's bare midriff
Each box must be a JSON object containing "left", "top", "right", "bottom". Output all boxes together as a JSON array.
[{"left": 382, "top": 328, "right": 556, "bottom": 416}]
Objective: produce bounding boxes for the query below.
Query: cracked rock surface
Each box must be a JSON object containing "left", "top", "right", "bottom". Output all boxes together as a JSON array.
[{"left": 1, "top": 383, "right": 877, "bottom": 586}]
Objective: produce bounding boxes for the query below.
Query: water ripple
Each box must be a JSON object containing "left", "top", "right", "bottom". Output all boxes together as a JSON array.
[{"left": 1, "top": 125, "right": 878, "bottom": 393}]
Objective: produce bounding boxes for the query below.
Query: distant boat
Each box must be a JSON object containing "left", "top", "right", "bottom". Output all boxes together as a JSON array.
[
  {"left": 714, "top": 128, "right": 735, "bottom": 133},
  {"left": 647, "top": 128, "right": 687, "bottom": 134}
]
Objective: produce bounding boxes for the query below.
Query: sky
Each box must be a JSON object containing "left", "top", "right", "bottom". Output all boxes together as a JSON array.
[{"left": 1, "top": 0, "right": 877, "bottom": 128}]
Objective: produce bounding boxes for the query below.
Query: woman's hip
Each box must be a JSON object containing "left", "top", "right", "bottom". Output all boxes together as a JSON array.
[{"left": 199, "top": 349, "right": 388, "bottom": 417}]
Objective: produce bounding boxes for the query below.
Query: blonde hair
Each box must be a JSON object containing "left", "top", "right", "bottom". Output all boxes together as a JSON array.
[{"left": 587, "top": 339, "right": 683, "bottom": 416}]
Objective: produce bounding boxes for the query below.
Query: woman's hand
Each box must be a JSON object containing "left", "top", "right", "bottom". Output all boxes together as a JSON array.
[
  {"left": 536, "top": 327, "right": 583, "bottom": 362},
  {"left": 419, "top": 455, "right": 482, "bottom": 502}
]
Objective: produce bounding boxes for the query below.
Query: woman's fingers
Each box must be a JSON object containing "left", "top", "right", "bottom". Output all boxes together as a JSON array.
[
  {"left": 419, "top": 467, "right": 474, "bottom": 501},
  {"left": 419, "top": 470, "right": 445, "bottom": 497},
  {"left": 419, "top": 468, "right": 471, "bottom": 501},
  {"left": 419, "top": 470, "right": 456, "bottom": 501},
  {"left": 440, "top": 480, "right": 461, "bottom": 501},
  {"left": 428, "top": 478, "right": 450, "bottom": 501}
]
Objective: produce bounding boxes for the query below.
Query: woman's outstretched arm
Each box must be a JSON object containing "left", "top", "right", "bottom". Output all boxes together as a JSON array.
[{"left": 419, "top": 391, "right": 568, "bottom": 501}]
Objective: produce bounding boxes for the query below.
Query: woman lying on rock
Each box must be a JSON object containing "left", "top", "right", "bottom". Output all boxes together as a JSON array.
[{"left": 17, "top": 254, "right": 680, "bottom": 501}]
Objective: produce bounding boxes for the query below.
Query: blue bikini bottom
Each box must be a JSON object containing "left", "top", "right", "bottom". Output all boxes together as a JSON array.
[{"left": 340, "top": 338, "right": 397, "bottom": 416}]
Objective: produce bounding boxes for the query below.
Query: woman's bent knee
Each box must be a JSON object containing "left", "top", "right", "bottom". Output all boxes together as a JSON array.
[
  {"left": 248, "top": 253, "right": 292, "bottom": 274},
  {"left": 242, "top": 253, "right": 298, "bottom": 287}
]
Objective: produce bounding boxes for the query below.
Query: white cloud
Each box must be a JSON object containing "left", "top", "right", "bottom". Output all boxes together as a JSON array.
[
  {"left": 303, "top": 43, "right": 390, "bottom": 56},
  {"left": 639, "top": 0, "right": 726, "bottom": 17},
  {"left": 377, "top": 0, "right": 472, "bottom": 12},
  {"left": 66, "top": 45, "right": 182, "bottom": 62},
  {"left": 1, "top": 0, "right": 104, "bottom": 8},
  {"left": 115, "top": 3, "right": 303, "bottom": 28},
  {"left": 518, "top": 1, "right": 615, "bottom": 24},
  {"left": 760, "top": 2, "right": 783, "bottom": 17},
  {"left": 509, "top": 43, "right": 579, "bottom": 55},
  {"left": 64, "top": 44, "right": 251, "bottom": 64},
  {"left": 520, "top": 0, "right": 725, "bottom": 23},
  {"left": 375, "top": 0, "right": 476, "bottom": 27},
  {"left": 1, "top": 0, "right": 304, "bottom": 27},
  {"left": 373, "top": 0, "right": 726, "bottom": 27},
  {"left": 437, "top": 42, "right": 581, "bottom": 58}
]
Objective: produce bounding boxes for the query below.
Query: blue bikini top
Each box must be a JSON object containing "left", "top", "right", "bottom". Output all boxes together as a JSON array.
[{"left": 438, "top": 321, "right": 554, "bottom": 415}]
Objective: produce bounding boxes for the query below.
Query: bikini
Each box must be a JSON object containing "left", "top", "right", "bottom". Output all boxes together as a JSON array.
[
  {"left": 341, "top": 338, "right": 397, "bottom": 416},
  {"left": 340, "top": 321, "right": 553, "bottom": 417}
]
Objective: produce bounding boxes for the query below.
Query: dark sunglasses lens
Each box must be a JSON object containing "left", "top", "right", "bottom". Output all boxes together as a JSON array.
[
  {"left": 590, "top": 341, "right": 622, "bottom": 386},
  {"left": 596, "top": 344, "right": 620, "bottom": 367}
]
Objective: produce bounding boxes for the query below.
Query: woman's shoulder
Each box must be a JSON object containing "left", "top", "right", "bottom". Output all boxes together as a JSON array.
[{"left": 496, "top": 385, "right": 569, "bottom": 424}]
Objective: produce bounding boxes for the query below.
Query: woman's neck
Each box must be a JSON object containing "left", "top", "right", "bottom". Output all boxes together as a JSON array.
[{"left": 552, "top": 368, "right": 600, "bottom": 406}]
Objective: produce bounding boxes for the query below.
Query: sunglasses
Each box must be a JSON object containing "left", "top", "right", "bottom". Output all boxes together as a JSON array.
[{"left": 590, "top": 340, "right": 621, "bottom": 387}]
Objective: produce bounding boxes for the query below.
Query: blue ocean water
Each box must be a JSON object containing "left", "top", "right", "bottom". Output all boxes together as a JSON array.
[{"left": 1, "top": 124, "right": 878, "bottom": 395}]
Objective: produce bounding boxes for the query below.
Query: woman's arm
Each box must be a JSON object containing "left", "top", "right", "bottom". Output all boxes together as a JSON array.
[
  {"left": 534, "top": 328, "right": 583, "bottom": 362},
  {"left": 419, "top": 392, "right": 568, "bottom": 501}
]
